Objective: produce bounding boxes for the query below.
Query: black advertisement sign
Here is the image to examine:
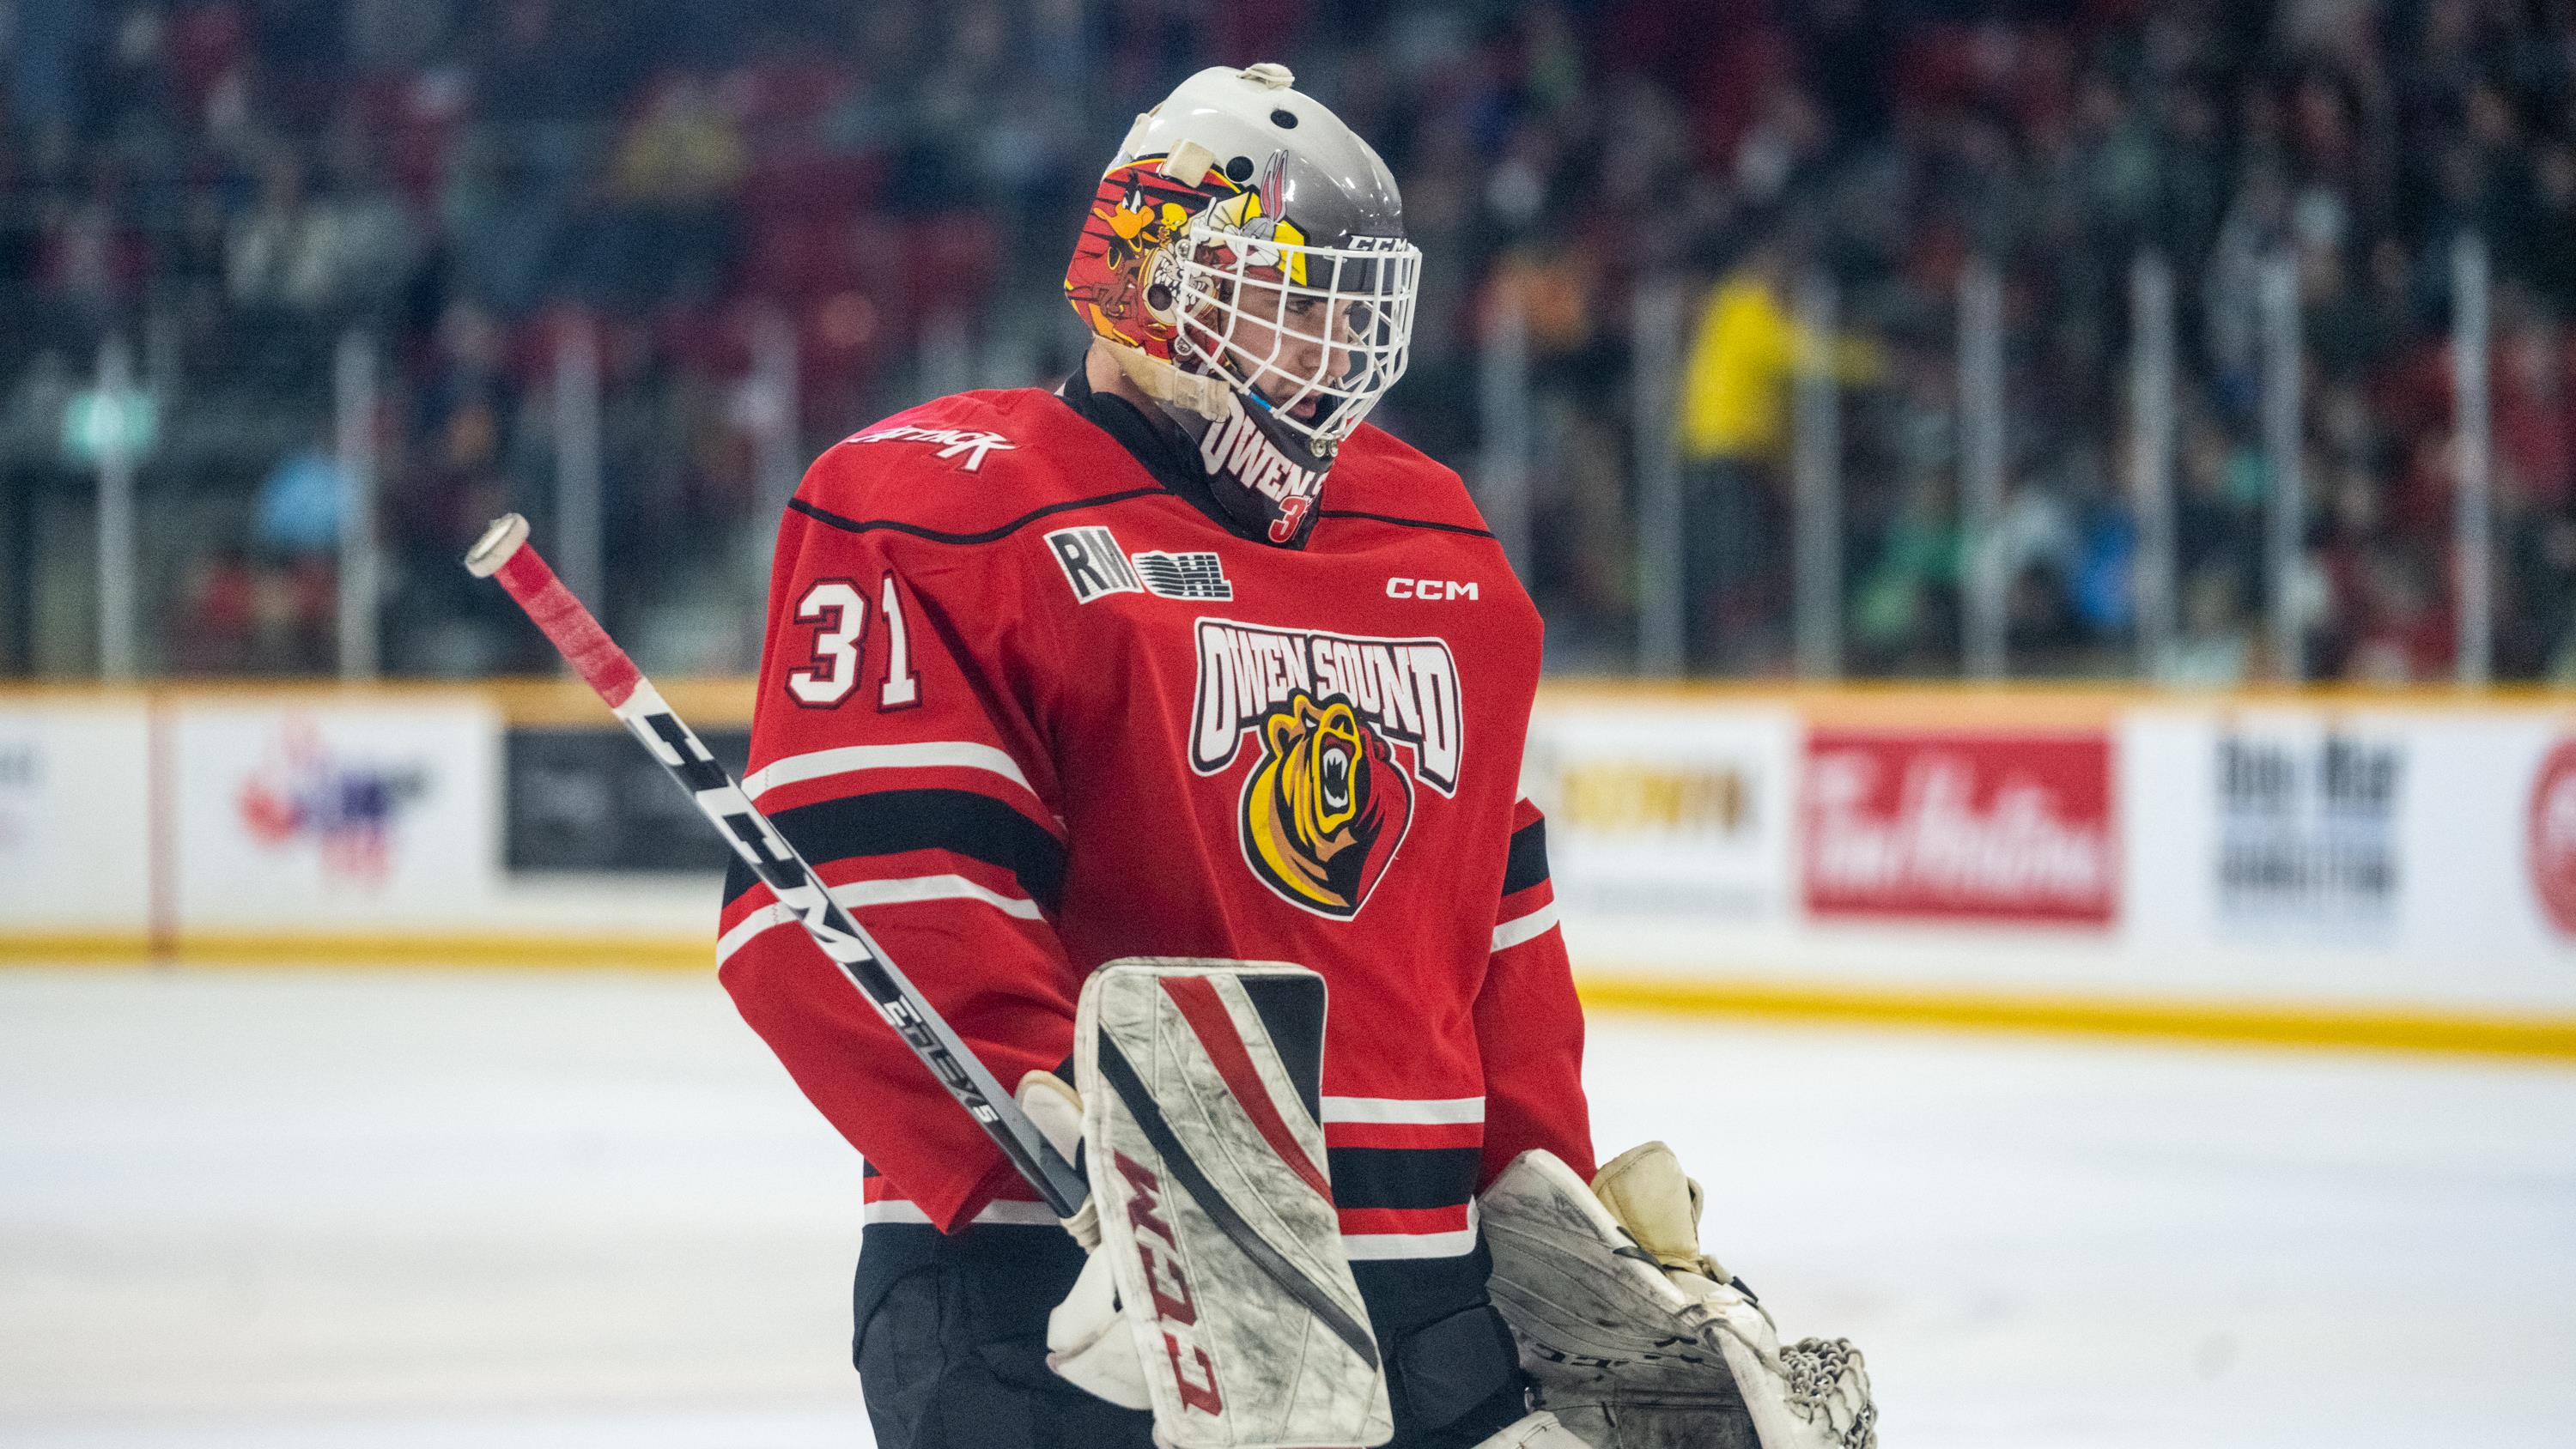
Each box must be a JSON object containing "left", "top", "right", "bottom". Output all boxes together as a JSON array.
[{"left": 505, "top": 726, "right": 751, "bottom": 873}]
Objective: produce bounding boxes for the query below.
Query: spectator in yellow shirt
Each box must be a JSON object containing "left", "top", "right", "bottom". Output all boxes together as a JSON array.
[{"left": 1671, "top": 240, "right": 1879, "bottom": 669}]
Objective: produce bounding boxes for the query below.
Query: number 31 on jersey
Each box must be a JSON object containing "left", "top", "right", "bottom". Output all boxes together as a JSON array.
[{"left": 787, "top": 575, "right": 921, "bottom": 710}]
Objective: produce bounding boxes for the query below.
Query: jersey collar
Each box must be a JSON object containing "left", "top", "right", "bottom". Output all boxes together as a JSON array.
[{"left": 1056, "top": 367, "right": 1313, "bottom": 551}]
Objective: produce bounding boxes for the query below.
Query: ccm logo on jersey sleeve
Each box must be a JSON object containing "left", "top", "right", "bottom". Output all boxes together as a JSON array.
[
  {"left": 1385, "top": 578, "right": 1479, "bottom": 600},
  {"left": 1191, "top": 619, "right": 1463, "bottom": 919}
]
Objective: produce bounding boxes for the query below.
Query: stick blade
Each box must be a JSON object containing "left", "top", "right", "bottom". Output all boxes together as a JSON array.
[{"left": 464, "top": 514, "right": 530, "bottom": 579}]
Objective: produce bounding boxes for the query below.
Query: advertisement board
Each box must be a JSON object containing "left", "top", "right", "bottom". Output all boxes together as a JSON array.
[
  {"left": 2122, "top": 707, "right": 2576, "bottom": 1002},
  {"left": 171, "top": 701, "right": 501, "bottom": 929},
  {"left": 2208, "top": 716, "right": 2406, "bottom": 941},
  {"left": 2526, "top": 740, "right": 2576, "bottom": 941},
  {"left": 505, "top": 726, "right": 750, "bottom": 873},
  {"left": 0, "top": 704, "right": 150, "bottom": 931},
  {"left": 1521, "top": 702, "right": 1795, "bottom": 925},
  {"left": 1801, "top": 729, "right": 2118, "bottom": 926}
]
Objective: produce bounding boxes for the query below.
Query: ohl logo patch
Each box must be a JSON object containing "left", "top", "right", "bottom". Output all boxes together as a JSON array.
[{"left": 1192, "top": 619, "right": 1463, "bottom": 919}]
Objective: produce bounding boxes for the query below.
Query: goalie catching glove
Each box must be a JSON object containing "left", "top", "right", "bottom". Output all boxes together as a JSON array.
[
  {"left": 1480, "top": 1143, "right": 1877, "bottom": 1449},
  {"left": 1019, "top": 958, "right": 1394, "bottom": 1448}
]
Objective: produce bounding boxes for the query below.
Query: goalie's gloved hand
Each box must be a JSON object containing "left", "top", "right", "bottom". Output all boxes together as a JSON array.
[
  {"left": 1481, "top": 1143, "right": 1879, "bottom": 1449},
  {"left": 1589, "top": 1142, "right": 1786, "bottom": 1371},
  {"left": 1015, "top": 1070, "right": 1151, "bottom": 1410}
]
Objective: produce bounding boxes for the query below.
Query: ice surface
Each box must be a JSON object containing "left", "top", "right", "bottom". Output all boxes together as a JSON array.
[{"left": 2, "top": 967, "right": 2570, "bottom": 1447}]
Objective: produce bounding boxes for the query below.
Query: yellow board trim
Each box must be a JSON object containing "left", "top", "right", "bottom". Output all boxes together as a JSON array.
[
  {"left": 0, "top": 932, "right": 159, "bottom": 962},
  {"left": 1574, "top": 972, "right": 2576, "bottom": 1062},
  {"left": 0, "top": 931, "right": 709, "bottom": 971}
]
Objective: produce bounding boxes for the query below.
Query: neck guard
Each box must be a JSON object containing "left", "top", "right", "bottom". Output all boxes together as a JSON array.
[{"left": 1163, "top": 385, "right": 1332, "bottom": 548}]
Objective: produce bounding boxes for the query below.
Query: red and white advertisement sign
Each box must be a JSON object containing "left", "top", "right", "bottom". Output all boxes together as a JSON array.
[
  {"left": 1801, "top": 730, "right": 2117, "bottom": 925},
  {"left": 173, "top": 701, "right": 500, "bottom": 928},
  {"left": 2525, "top": 740, "right": 2576, "bottom": 938}
]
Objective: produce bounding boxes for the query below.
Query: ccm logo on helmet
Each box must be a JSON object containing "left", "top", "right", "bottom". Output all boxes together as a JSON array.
[{"left": 1386, "top": 578, "right": 1478, "bottom": 601}]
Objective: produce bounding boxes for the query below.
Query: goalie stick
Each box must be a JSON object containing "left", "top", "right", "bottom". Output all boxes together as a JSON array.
[{"left": 464, "top": 512, "right": 1089, "bottom": 1218}]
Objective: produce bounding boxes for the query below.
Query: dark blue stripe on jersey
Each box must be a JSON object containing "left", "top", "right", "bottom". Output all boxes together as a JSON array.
[
  {"left": 1316, "top": 508, "right": 1495, "bottom": 539},
  {"left": 1503, "top": 816, "right": 1550, "bottom": 897},
  {"left": 1328, "top": 1145, "right": 1480, "bottom": 1212},
  {"left": 789, "top": 488, "right": 1165, "bottom": 547},
  {"left": 721, "top": 788, "right": 1063, "bottom": 913},
  {"left": 1241, "top": 972, "right": 1327, "bottom": 1122},
  {"left": 866, "top": 1149, "right": 1479, "bottom": 1215}
]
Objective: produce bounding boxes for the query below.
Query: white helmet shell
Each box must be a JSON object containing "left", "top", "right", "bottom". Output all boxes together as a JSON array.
[{"left": 1065, "top": 64, "right": 1421, "bottom": 464}]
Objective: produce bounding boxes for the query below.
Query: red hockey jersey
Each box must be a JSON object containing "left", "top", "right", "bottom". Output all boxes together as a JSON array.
[{"left": 717, "top": 380, "right": 1594, "bottom": 1282}]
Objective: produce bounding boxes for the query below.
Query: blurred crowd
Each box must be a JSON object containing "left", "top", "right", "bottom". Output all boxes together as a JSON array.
[
  {"left": 2, "top": 0, "right": 2572, "bottom": 682},
  {"left": 1501, "top": 0, "right": 2576, "bottom": 680}
]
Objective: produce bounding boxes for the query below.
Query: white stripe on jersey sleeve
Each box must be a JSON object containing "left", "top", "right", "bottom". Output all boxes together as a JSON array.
[
  {"left": 1319, "top": 1094, "right": 1487, "bottom": 1125},
  {"left": 742, "top": 741, "right": 1036, "bottom": 802},
  {"left": 1491, "top": 900, "right": 1559, "bottom": 953},
  {"left": 716, "top": 903, "right": 799, "bottom": 965},
  {"left": 716, "top": 876, "right": 1042, "bottom": 964},
  {"left": 864, "top": 1198, "right": 1060, "bottom": 1228}
]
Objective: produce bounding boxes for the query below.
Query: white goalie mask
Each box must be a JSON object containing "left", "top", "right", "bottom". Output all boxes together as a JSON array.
[{"left": 1065, "top": 64, "right": 1423, "bottom": 544}]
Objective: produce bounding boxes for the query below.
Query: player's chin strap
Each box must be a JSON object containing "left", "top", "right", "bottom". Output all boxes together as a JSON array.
[
  {"left": 1481, "top": 1143, "right": 1878, "bottom": 1449},
  {"left": 1107, "top": 335, "right": 1231, "bottom": 420},
  {"left": 1104, "top": 339, "right": 1330, "bottom": 547}
]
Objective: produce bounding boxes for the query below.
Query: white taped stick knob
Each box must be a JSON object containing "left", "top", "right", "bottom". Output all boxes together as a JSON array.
[{"left": 464, "top": 513, "right": 530, "bottom": 578}]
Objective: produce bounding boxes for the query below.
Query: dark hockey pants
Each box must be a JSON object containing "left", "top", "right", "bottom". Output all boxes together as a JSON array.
[{"left": 854, "top": 1231, "right": 1529, "bottom": 1449}]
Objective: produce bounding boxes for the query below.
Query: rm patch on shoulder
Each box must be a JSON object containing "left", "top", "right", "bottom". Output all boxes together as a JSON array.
[{"left": 1044, "top": 524, "right": 1143, "bottom": 603}]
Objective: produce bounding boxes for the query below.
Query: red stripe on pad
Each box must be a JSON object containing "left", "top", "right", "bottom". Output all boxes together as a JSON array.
[
  {"left": 1159, "top": 975, "right": 1334, "bottom": 1203},
  {"left": 493, "top": 545, "right": 642, "bottom": 706}
]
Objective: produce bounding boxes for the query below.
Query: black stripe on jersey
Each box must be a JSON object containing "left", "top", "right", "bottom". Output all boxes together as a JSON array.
[
  {"left": 789, "top": 489, "right": 1165, "bottom": 547},
  {"left": 722, "top": 788, "right": 1064, "bottom": 913},
  {"left": 1241, "top": 973, "right": 1327, "bottom": 1121},
  {"left": 855, "top": 1219, "right": 1500, "bottom": 1353},
  {"left": 1317, "top": 508, "right": 1495, "bottom": 539},
  {"left": 1503, "top": 816, "right": 1550, "bottom": 897},
  {"left": 1327, "top": 1145, "right": 1481, "bottom": 1211}
]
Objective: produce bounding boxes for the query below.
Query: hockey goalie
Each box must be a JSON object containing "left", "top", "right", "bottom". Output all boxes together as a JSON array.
[{"left": 716, "top": 62, "right": 1876, "bottom": 1449}]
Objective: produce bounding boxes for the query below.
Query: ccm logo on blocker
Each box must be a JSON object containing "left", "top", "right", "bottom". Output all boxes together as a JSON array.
[{"left": 1386, "top": 578, "right": 1478, "bottom": 600}]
